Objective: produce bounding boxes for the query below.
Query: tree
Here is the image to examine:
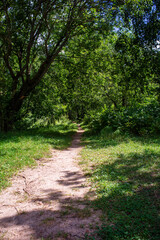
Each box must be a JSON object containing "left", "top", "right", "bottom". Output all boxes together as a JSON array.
[
  {"left": 1, "top": 0, "right": 157, "bottom": 131},
  {"left": 0, "top": 0, "right": 110, "bottom": 131}
]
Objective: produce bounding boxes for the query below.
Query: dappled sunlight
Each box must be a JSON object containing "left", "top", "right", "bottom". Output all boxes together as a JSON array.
[{"left": 82, "top": 133, "right": 160, "bottom": 239}]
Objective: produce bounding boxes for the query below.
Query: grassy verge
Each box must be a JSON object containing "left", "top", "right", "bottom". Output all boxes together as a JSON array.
[
  {"left": 0, "top": 122, "right": 77, "bottom": 191},
  {"left": 80, "top": 131, "right": 160, "bottom": 240}
]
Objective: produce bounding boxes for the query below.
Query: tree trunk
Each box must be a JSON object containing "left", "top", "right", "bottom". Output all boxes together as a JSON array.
[{"left": 2, "top": 96, "right": 25, "bottom": 132}]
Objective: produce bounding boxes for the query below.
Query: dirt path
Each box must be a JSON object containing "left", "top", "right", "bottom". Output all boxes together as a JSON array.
[{"left": 0, "top": 128, "right": 100, "bottom": 240}]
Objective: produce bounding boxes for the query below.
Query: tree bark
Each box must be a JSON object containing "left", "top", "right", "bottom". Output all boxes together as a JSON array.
[{"left": 3, "top": 96, "right": 24, "bottom": 132}]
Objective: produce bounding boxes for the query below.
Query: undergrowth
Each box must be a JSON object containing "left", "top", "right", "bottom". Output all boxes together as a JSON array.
[
  {"left": 81, "top": 129, "right": 160, "bottom": 240},
  {"left": 0, "top": 121, "right": 77, "bottom": 191}
]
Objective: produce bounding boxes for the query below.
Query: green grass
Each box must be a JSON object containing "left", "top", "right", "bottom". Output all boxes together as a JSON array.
[
  {"left": 0, "top": 122, "right": 77, "bottom": 191},
  {"left": 80, "top": 131, "right": 160, "bottom": 240}
]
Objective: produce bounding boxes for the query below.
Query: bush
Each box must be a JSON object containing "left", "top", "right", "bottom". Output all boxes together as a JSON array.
[
  {"left": 83, "top": 102, "right": 160, "bottom": 136},
  {"left": 117, "top": 103, "right": 160, "bottom": 135}
]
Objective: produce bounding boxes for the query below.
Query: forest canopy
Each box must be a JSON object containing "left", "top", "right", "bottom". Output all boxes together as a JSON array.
[{"left": 0, "top": 0, "right": 160, "bottom": 134}]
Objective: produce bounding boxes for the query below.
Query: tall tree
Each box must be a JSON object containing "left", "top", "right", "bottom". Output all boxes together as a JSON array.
[{"left": 0, "top": 0, "right": 112, "bottom": 131}]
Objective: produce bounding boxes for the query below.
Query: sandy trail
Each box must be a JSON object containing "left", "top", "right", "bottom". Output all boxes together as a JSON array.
[{"left": 0, "top": 128, "right": 100, "bottom": 240}]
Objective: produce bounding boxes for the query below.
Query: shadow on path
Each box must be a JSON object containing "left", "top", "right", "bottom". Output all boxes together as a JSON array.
[{"left": 0, "top": 128, "right": 100, "bottom": 240}]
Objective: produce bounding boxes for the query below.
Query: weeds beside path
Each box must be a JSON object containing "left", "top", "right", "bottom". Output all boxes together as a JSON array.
[{"left": 0, "top": 127, "right": 101, "bottom": 240}]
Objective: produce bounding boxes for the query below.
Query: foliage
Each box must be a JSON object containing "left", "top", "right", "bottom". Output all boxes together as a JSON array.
[
  {"left": 120, "top": 0, "right": 160, "bottom": 47},
  {"left": 17, "top": 65, "right": 67, "bottom": 128},
  {"left": 83, "top": 101, "right": 160, "bottom": 136},
  {"left": 81, "top": 132, "right": 160, "bottom": 240},
  {"left": 0, "top": 0, "right": 113, "bottom": 131},
  {"left": 0, "top": 0, "right": 160, "bottom": 135},
  {"left": 52, "top": 28, "right": 159, "bottom": 124},
  {"left": 0, "top": 120, "right": 77, "bottom": 191}
]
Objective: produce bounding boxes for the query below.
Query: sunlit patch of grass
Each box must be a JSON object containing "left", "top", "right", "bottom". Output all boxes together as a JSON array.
[
  {"left": 81, "top": 132, "right": 160, "bottom": 240},
  {"left": 0, "top": 122, "right": 77, "bottom": 191}
]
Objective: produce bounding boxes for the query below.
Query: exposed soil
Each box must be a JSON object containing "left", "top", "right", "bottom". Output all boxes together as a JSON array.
[{"left": 0, "top": 128, "right": 101, "bottom": 240}]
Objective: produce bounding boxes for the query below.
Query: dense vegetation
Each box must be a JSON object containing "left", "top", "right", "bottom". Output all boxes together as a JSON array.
[{"left": 0, "top": 0, "right": 159, "bottom": 132}]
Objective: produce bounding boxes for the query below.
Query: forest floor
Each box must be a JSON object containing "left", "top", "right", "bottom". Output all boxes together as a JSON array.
[{"left": 0, "top": 128, "right": 101, "bottom": 240}]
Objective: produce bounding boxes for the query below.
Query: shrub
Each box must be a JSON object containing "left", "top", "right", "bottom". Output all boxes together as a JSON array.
[{"left": 83, "top": 102, "right": 160, "bottom": 136}]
